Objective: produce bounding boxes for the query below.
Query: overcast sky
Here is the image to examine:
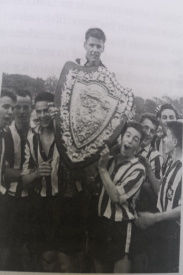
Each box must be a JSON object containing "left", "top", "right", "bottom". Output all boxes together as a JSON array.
[{"left": 0, "top": 0, "right": 183, "bottom": 99}]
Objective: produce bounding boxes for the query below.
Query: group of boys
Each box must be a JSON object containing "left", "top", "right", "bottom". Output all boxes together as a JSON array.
[{"left": 0, "top": 28, "right": 182, "bottom": 273}]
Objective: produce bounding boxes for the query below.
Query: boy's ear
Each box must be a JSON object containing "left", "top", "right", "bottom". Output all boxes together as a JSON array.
[{"left": 173, "top": 138, "right": 178, "bottom": 147}]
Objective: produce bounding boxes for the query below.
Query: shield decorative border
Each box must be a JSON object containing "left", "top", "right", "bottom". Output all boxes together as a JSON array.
[{"left": 54, "top": 61, "right": 134, "bottom": 168}]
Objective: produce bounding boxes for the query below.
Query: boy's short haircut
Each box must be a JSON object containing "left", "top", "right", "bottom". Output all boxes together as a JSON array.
[
  {"left": 35, "top": 92, "right": 54, "bottom": 104},
  {"left": 16, "top": 89, "right": 32, "bottom": 101},
  {"left": 157, "top": 103, "right": 178, "bottom": 119},
  {"left": 85, "top": 28, "right": 106, "bottom": 43},
  {"left": 140, "top": 113, "right": 159, "bottom": 130},
  {"left": 166, "top": 121, "right": 182, "bottom": 149},
  {"left": 1, "top": 89, "right": 17, "bottom": 102},
  {"left": 122, "top": 121, "right": 144, "bottom": 142}
]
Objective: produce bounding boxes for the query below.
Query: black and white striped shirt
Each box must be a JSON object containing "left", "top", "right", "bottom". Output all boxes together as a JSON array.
[
  {"left": 22, "top": 131, "right": 60, "bottom": 197},
  {"left": 157, "top": 160, "right": 182, "bottom": 212},
  {"left": 138, "top": 144, "right": 164, "bottom": 179},
  {"left": 98, "top": 156, "right": 146, "bottom": 222},
  {"left": 5, "top": 121, "right": 33, "bottom": 197}
]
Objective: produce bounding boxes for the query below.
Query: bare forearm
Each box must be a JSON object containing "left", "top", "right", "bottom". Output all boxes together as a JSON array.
[
  {"left": 155, "top": 206, "right": 181, "bottom": 223},
  {"left": 4, "top": 168, "right": 21, "bottom": 181},
  {"left": 146, "top": 166, "right": 161, "bottom": 194},
  {"left": 22, "top": 171, "right": 40, "bottom": 189},
  {"left": 99, "top": 167, "right": 119, "bottom": 203}
]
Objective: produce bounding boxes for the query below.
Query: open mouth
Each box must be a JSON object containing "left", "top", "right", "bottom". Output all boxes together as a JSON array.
[{"left": 124, "top": 145, "right": 131, "bottom": 151}]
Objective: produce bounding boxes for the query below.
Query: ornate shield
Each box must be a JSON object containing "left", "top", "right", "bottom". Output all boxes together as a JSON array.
[{"left": 54, "top": 61, "right": 134, "bottom": 168}]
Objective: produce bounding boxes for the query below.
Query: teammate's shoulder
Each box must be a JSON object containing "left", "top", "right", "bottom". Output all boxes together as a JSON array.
[
  {"left": 150, "top": 148, "right": 163, "bottom": 160},
  {"left": 75, "top": 58, "right": 87, "bottom": 66},
  {"left": 132, "top": 157, "right": 146, "bottom": 170}
]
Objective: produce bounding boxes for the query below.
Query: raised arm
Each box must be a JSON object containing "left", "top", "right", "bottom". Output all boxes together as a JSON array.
[
  {"left": 98, "top": 146, "right": 145, "bottom": 205},
  {"left": 98, "top": 145, "right": 119, "bottom": 203}
]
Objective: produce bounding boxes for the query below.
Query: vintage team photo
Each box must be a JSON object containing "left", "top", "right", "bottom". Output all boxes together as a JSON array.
[{"left": 0, "top": 1, "right": 182, "bottom": 273}]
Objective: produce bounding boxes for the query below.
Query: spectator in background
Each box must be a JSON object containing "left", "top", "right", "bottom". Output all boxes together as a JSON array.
[
  {"left": 156, "top": 103, "right": 178, "bottom": 156},
  {"left": 157, "top": 103, "right": 178, "bottom": 125},
  {"left": 156, "top": 103, "right": 178, "bottom": 176}
]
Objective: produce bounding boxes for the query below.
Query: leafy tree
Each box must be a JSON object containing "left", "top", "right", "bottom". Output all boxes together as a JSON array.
[{"left": 45, "top": 75, "right": 58, "bottom": 94}]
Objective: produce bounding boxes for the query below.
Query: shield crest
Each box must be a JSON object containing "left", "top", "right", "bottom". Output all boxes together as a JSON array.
[{"left": 54, "top": 61, "right": 134, "bottom": 168}]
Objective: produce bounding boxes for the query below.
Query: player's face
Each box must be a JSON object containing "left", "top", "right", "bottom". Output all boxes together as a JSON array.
[
  {"left": 84, "top": 37, "right": 104, "bottom": 66},
  {"left": 141, "top": 118, "right": 157, "bottom": 147},
  {"left": 121, "top": 127, "right": 141, "bottom": 159},
  {"left": 0, "top": 96, "right": 15, "bottom": 128},
  {"left": 160, "top": 109, "right": 176, "bottom": 124},
  {"left": 163, "top": 128, "right": 176, "bottom": 155},
  {"left": 14, "top": 96, "right": 32, "bottom": 126},
  {"left": 35, "top": 101, "right": 52, "bottom": 128}
]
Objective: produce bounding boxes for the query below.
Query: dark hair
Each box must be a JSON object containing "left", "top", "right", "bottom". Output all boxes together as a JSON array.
[
  {"left": 166, "top": 121, "right": 182, "bottom": 149},
  {"left": 85, "top": 28, "right": 106, "bottom": 43},
  {"left": 157, "top": 103, "right": 178, "bottom": 119},
  {"left": 140, "top": 113, "right": 159, "bottom": 130},
  {"left": 122, "top": 121, "right": 144, "bottom": 142},
  {"left": 35, "top": 92, "right": 54, "bottom": 104},
  {"left": 16, "top": 89, "right": 32, "bottom": 100},
  {"left": 1, "top": 89, "right": 17, "bottom": 102}
]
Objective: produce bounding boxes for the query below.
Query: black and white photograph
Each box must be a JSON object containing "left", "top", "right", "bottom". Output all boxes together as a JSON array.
[{"left": 0, "top": 0, "right": 182, "bottom": 273}]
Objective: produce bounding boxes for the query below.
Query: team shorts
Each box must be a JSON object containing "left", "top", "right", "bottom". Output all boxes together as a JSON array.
[
  {"left": 93, "top": 217, "right": 135, "bottom": 263},
  {"left": 54, "top": 195, "right": 89, "bottom": 254},
  {"left": 31, "top": 195, "right": 59, "bottom": 252}
]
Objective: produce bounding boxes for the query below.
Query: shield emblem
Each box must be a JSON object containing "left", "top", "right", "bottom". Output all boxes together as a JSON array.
[{"left": 54, "top": 61, "right": 134, "bottom": 168}]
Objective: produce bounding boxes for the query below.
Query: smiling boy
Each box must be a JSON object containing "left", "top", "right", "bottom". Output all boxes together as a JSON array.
[
  {"left": 76, "top": 28, "right": 106, "bottom": 67},
  {"left": 156, "top": 103, "right": 178, "bottom": 160},
  {"left": 22, "top": 92, "right": 60, "bottom": 272},
  {"left": 139, "top": 113, "right": 163, "bottom": 179},
  {"left": 93, "top": 121, "right": 146, "bottom": 273}
]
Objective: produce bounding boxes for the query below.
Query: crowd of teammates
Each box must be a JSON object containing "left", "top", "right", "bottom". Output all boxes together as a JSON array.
[{"left": 0, "top": 28, "right": 182, "bottom": 273}]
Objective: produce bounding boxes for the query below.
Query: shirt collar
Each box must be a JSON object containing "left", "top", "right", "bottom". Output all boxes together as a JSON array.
[
  {"left": 141, "top": 143, "right": 151, "bottom": 152},
  {"left": 79, "top": 57, "right": 105, "bottom": 67},
  {"left": 115, "top": 154, "right": 139, "bottom": 165},
  {"left": 0, "top": 128, "right": 6, "bottom": 136}
]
